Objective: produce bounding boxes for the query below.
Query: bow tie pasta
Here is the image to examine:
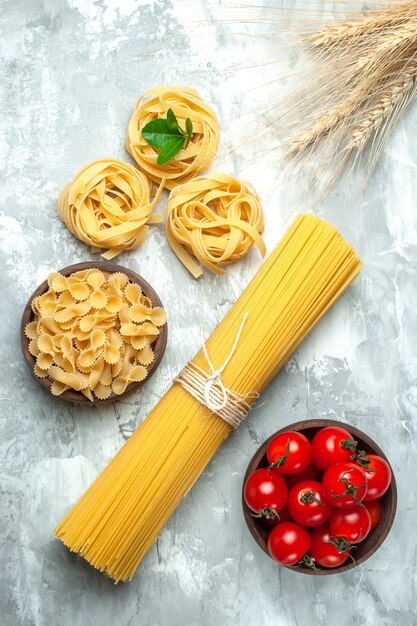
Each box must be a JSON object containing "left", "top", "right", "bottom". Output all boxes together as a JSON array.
[{"left": 25, "top": 269, "right": 167, "bottom": 401}]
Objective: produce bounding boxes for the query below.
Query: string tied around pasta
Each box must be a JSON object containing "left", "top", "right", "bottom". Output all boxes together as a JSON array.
[{"left": 175, "top": 313, "right": 258, "bottom": 428}]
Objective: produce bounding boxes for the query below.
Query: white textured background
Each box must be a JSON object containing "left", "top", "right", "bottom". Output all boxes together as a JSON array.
[{"left": 1, "top": 1, "right": 416, "bottom": 625}]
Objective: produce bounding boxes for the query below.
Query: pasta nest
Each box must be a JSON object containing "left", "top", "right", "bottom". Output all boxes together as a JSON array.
[
  {"left": 166, "top": 172, "right": 266, "bottom": 278},
  {"left": 25, "top": 269, "right": 167, "bottom": 401},
  {"left": 126, "top": 86, "right": 220, "bottom": 190},
  {"left": 57, "top": 159, "right": 163, "bottom": 260}
]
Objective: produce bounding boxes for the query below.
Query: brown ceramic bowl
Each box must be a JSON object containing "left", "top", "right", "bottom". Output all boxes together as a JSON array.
[
  {"left": 242, "top": 419, "right": 397, "bottom": 574},
  {"left": 21, "top": 261, "right": 168, "bottom": 405}
]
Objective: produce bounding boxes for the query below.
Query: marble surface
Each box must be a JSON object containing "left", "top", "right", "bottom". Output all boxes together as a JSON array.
[{"left": 1, "top": 1, "right": 417, "bottom": 624}]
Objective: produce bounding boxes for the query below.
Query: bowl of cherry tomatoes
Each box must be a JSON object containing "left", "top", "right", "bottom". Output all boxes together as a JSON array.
[{"left": 242, "top": 419, "right": 397, "bottom": 574}]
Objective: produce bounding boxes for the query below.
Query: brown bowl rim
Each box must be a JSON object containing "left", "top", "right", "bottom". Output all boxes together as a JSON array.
[
  {"left": 20, "top": 261, "right": 168, "bottom": 405},
  {"left": 242, "top": 418, "right": 397, "bottom": 575}
]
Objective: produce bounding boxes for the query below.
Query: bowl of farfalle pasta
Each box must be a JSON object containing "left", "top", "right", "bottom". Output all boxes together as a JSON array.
[{"left": 21, "top": 262, "right": 167, "bottom": 404}]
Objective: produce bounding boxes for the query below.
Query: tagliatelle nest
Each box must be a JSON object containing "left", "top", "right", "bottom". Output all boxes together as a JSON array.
[
  {"left": 25, "top": 269, "right": 167, "bottom": 401},
  {"left": 166, "top": 172, "right": 266, "bottom": 278},
  {"left": 57, "top": 159, "right": 163, "bottom": 260},
  {"left": 126, "top": 85, "right": 220, "bottom": 190}
]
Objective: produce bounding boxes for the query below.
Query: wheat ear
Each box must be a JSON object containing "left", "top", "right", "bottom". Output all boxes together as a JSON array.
[
  {"left": 355, "top": 23, "right": 417, "bottom": 72},
  {"left": 348, "top": 62, "right": 417, "bottom": 151},
  {"left": 286, "top": 55, "right": 411, "bottom": 153},
  {"left": 286, "top": 99, "right": 358, "bottom": 154},
  {"left": 309, "top": 0, "right": 416, "bottom": 48}
]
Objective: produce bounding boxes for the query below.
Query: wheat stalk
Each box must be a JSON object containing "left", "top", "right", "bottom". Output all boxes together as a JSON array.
[
  {"left": 348, "top": 62, "right": 417, "bottom": 151},
  {"left": 281, "top": 5, "right": 417, "bottom": 197},
  {"left": 287, "top": 50, "right": 416, "bottom": 153},
  {"left": 356, "top": 22, "right": 417, "bottom": 70},
  {"left": 224, "top": 0, "right": 417, "bottom": 197},
  {"left": 287, "top": 99, "right": 358, "bottom": 154},
  {"left": 309, "top": 0, "right": 416, "bottom": 48},
  {"left": 286, "top": 12, "right": 417, "bottom": 148}
]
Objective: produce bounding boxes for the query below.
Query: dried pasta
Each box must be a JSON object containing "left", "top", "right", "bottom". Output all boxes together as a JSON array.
[
  {"left": 166, "top": 172, "right": 266, "bottom": 277},
  {"left": 26, "top": 269, "right": 167, "bottom": 400},
  {"left": 126, "top": 86, "right": 220, "bottom": 190},
  {"left": 54, "top": 214, "right": 362, "bottom": 581},
  {"left": 57, "top": 159, "right": 163, "bottom": 260}
]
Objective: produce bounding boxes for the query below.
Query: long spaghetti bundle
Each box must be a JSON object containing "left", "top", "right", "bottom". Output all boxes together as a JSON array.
[{"left": 54, "top": 214, "right": 362, "bottom": 582}]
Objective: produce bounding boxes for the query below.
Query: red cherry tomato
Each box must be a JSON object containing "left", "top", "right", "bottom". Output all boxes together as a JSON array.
[
  {"left": 322, "top": 462, "right": 368, "bottom": 509},
  {"left": 244, "top": 469, "right": 288, "bottom": 522},
  {"left": 330, "top": 506, "right": 371, "bottom": 543},
  {"left": 267, "top": 431, "right": 313, "bottom": 476},
  {"left": 287, "top": 480, "right": 332, "bottom": 527},
  {"left": 364, "top": 499, "right": 382, "bottom": 530},
  {"left": 312, "top": 426, "right": 357, "bottom": 471},
  {"left": 261, "top": 504, "right": 292, "bottom": 527},
  {"left": 287, "top": 463, "right": 320, "bottom": 489},
  {"left": 355, "top": 454, "right": 392, "bottom": 500},
  {"left": 309, "top": 524, "right": 351, "bottom": 568},
  {"left": 268, "top": 522, "right": 311, "bottom": 566}
]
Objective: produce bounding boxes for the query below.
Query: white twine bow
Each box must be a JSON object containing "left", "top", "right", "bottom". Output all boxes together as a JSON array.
[
  {"left": 175, "top": 313, "right": 258, "bottom": 428},
  {"left": 202, "top": 312, "right": 248, "bottom": 411}
]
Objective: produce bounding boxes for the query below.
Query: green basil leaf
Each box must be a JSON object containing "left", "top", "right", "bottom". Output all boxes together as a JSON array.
[
  {"left": 156, "top": 135, "right": 185, "bottom": 166},
  {"left": 185, "top": 117, "right": 193, "bottom": 148},
  {"left": 166, "top": 108, "right": 183, "bottom": 135},
  {"left": 142, "top": 110, "right": 188, "bottom": 166},
  {"left": 142, "top": 118, "right": 179, "bottom": 146}
]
